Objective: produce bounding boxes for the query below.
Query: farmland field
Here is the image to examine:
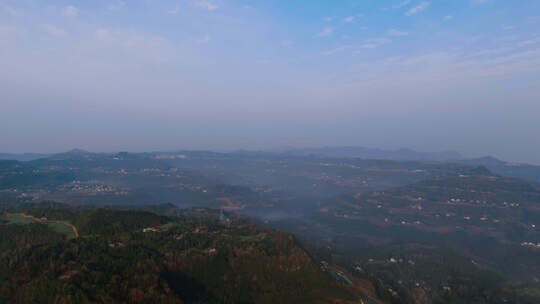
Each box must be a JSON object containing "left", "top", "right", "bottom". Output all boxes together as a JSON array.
[
  {"left": 3, "top": 213, "right": 36, "bottom": 225},
  {"left": 160, "top": 222, "right": 174, "bottom": 229},
  {"left": 46, "top": 222, "right": 77, "bottom": 239},
  {"left": 2, "top": 213, "right": 77, "bottom": 239}
]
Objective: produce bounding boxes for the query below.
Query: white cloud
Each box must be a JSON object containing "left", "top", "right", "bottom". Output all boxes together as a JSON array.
[
  {"left": 281, "top": 40, "right": 293, "bottom": 47},
  {"left": 41, "top": 24, "right": 67, "bottom": 37},
  {"left": 168, "top": 5, "right": 180, "bottom": 15},
  {"left": 91, "top": 28, "right": 173, "bottom": 64},
  {"left": 405, "top": 2, "right": 430, "bottom": 16},
  {"left": 255, "top": 58, "right": 271, "bottom": 64},
  {"left": 518, "top": 37, "right": 540, "bottom": 47},
  {"left": 194, "top": 0, "right": 218, "bottom": 11},
  {"left": 393, "top": 0, "right": 412, "bottom": 9},
  {"left": 316, "top": 27, "right": 334, "bottom": 37},
  {"left": 197, "top": 34, "right": 212, "bottom": 44},
  {"left": 338, "top": 49, "right": 540, "bottom": 99},
  {"left": 3, "top": 6, "right": 23, "bottom": 17},
  {"left": 94, "top": 28, "right": 113, "bottom": 42},
  {"left": 107, "top": 1, "right": 126, "bottom": 11},
  {"left": 444, "top": 15, "right": 453, "bottom": 21},
  {"left": 466, "top": 47, "right": 514, "bottom": 58},
  {"left": 359, "top": 26, "right": 368, "bottom": 31},
  {"left": 324, "top": 17, "right": 333, "bottom": 22},
  {"left": 527, "top": 16, "right": 540, "bottom": 24},
  {"left": 322, "top": 46, "right": 348, "bottom": 56},
  {"left": 0, "top": 25, "right": 24, "bottom": 41},
  {"left": 359, "top": 38, "right": 391, "bottom": 49},
  {"left": 502, "top": 25, "right": 515, "bottom": 31},
  {"left": 387, "top": 29, "right": 408, "bottom": 36},
  {"left": 343, "top": 16, "right": 355, "bottom": 23},
  {"left": 62, "top": 6, "right": 79, "bottom": 17}
]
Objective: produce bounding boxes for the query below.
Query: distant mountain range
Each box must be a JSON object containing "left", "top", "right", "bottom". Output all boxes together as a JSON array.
[
  {"left": 3, "top": 147, "right": 540, "bottom": 185},
  {"left": 461, "top": 156, "right": 540, "bottom": 184},
  {"left": 0, "top": 149, "right": 88, "bottom": 161},
  {"left": 266, "top": 147, "right": 540, "bottom": 185},
  {"left": 0, "top": 153, "right": 50, "bottom": 162},
  {"left": 276, "top": 146, "right": 464, "bottom": 161},
  {"left": 1, "top": 147, "right": 540, "bottom": 303}
]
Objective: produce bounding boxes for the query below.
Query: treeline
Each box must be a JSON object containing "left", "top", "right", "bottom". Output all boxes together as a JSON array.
[{"left": 0, "top": 205, "right": 351, "bottom": 303}]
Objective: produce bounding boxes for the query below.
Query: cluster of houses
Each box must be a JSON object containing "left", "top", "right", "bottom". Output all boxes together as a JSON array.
[
  {"left": 142, "top": 227, "right": 160, "bottom": 233},
  {"left": 320, "top": 261, "right": 353, "bottom": 285},
  {"left": 503, "top": 202, "right": 520, "bottom": 207},
  {"left": 108, "top": 242, "right": 125, "bottom": 248},
  {"left": 520, "top": 242, "right": 540, "bottom": 248},
  {"left": 59, "top": 181, "right": 128, "bottom": 196}
]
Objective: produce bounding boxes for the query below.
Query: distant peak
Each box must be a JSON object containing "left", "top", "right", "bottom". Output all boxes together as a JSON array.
[
  {"left": 67, "top": 148, "right": 89, "bottom": 154},
  {"left": 468, "top": 166, "right": 493, "bottom": 175},
  {"left": 471, "top": 156, "right": 506, "bottom": 166}
]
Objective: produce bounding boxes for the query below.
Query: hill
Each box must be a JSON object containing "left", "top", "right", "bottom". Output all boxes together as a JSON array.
[
  {"left": 0, "top": 153, "right": 50, "bottom": 161},
  {"left": 276, "top": 147, "right": 463, "bottom": 162},
  {"left": 0, "top": 204, "right": 369, "bottom": 304},
  {"left": 277, "top": 167, "right": 540, "bottom": 281},
  {"left": 2, "top": 151, "right": 540, "bottom": 303},
  {"left": 460, "top": 157, "right": 540, "bottom": 184}
]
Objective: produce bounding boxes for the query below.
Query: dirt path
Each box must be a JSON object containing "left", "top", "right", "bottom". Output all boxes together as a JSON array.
[
  {"left": 16, "top": 213, "right": 79, "bottom": 238},
  {"left": 59, "top": 221, "right": 79, "bottom": 238},
  {"left": 216, "top": 197, "right": 244, "bottom": 211}
]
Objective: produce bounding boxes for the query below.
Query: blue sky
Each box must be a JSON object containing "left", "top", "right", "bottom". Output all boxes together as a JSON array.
[{"left": 1, "top": 0, "right": 540, "bottom": 163}]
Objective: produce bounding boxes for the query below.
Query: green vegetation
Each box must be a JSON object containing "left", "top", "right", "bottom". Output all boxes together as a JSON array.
[
  {"left": 2, "top": 212, "right": 77, "bottom": 239},
  {"left": 161, "top": 222, "right": 175, "bottom": 229},
  {"left": 46, "top": 221, "right": 76, "bottom": 239},
  {"left": 3, "top": 213, "right": 35, "bottom": 224},
  {"left": 0, "top": 205, "right": 354, "bottom": 304},
  {"left": 1, "top": 151, "right": 540, "bottom": 303}
]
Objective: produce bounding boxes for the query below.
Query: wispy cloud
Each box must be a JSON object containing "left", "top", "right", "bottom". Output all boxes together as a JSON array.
[
  {"left": 0, "top": 25, "right": 23, "bottom": 38},
  {"left": 91, "top": 28, "right": 173, "bottom": 64},
  {"left": 3, "top": 5, "right": 23, "bottom": 17},
  {"left": 0, "top": 25, "right": 24, "bottom": 48},
  {"left": 359, "top": 38, "right": 392, "bottom": 49},
  {"left": 94, "top": 28, "right": 113, "bottom": 42},
  {"left": 518, "top": 37, "right": 540, "bottom": 47},
  {"left": 168, "top": 5, "right": 180, "bottom": 15},
  {"left": 62, "top": 6, "right": 79, "bottom": 17},
  {"left": 343, "top": 16, "right": 355, "bottom": 23},
  {"left": 527, "top": 16, "right": 540, "bottom": 24},
  {"left": 387, "top": 29, "right": 409, "bottom": 36},
  {"left": 107, "top": 1, "right": 126, "bottom": 11},
  {"left": 322, "top": 46, "right": 349, "bottom": 56},
  {"left": 316, "top": 27, "right": 334, "bottom": 37},
  {"left": 465, "top": 47, "right": 514, "bottom": 58},
  {"left": 194, "top": 0, "right": 218, "bottom": 11},
  {"left": 444, "top": 15, "right": 453, "bottom": 21},
  {"left": 41, "top": 24, "right": 66, "bottom": 37},
  {"left": 383, "top": 0, "right": 411, "bottom": 11},
  {"left": 281, "top": 40, "right": 294, "bottom": 47},
  {"left": 197, "top": 34, "right": 212, "bottom": 44},
  {"left": 502, "top": 25, "right": 515, "bottom": 31},
  {"left": 393, "top": 0, "right": 412, "bottom": 9},
  {"left": 405, "top": 2, "right": 430, "bottom": 16}
]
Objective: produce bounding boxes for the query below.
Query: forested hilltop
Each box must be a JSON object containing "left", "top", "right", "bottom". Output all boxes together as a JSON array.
[{"left": 0, "top": 203, "right": 370, "bottom": 304}]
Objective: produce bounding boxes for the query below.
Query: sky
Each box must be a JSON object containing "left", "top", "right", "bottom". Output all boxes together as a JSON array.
[{"left": 1, "top": 0, "right": 540, "bottom": 163}]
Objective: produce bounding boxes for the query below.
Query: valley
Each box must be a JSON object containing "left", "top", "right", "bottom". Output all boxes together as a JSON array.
[{"left": 1, "top": 149, "right": 540, "bottom": 303}]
